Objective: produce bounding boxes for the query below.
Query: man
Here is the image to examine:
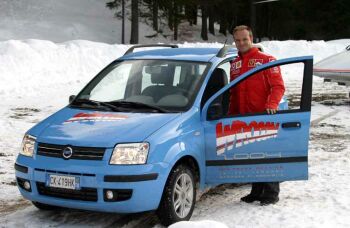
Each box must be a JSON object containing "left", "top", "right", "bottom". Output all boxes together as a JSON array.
[{"left": 229, "top": 25, "right": 285, "bottom": 206}]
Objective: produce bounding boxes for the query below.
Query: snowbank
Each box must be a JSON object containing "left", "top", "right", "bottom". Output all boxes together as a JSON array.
[
  {"left": 0, "top": 39, "right": 348, "bottom": 100},
  {"left": 261, "top": 40, "right": 349, "bottom": 63},
  {"left": 0, "top": 40, "right": 129, "bottom": 97}
]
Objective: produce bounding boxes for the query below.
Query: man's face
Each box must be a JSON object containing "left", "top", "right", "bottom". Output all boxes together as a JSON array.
[{"left": 233, "top": 29, "right": 253, "bottom": 54}]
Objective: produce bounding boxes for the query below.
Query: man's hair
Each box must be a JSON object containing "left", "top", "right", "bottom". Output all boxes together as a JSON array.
[{"left": 232, "top": 25, "right": 253, "bottom": 37}]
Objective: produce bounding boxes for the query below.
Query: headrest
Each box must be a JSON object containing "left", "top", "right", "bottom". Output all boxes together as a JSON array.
[
  {"left": 151, "top": 66, "right": 174, "bottom": 85},
  {"left": 210, "top": 68, "right": 228, "bottom": 87}
]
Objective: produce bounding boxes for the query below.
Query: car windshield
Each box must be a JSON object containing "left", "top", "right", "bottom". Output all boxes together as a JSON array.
[{"left": 71, "top": 60, "right": 209, "bottom": 112}]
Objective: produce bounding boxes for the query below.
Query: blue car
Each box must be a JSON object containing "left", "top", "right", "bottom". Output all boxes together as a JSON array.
[{"left": 15, "top": 44, "right": 313, "bottom": 226}]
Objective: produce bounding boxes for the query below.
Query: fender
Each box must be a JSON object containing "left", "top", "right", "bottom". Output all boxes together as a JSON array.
[
  {"left": 163, "top": 140, "right": 206, "bottom": 190},
  {"left": 146, "top": 109, "right": 207, "bottom": 190}
]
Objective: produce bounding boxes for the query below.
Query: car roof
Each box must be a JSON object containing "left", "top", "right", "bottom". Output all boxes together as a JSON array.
[{"left": 119, "top": 47, "right": 238, "bottom": 62}]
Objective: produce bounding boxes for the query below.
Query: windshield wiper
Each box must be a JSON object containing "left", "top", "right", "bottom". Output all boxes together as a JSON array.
[
  {"left": 71, "top": 99, "right": 122, "bottom": 112},
  {"left": 110, "top": 100, "right": 170, "bottom": 113}
]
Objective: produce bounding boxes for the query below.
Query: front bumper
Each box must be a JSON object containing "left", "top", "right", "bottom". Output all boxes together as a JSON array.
[{"left": 15, "top": 154, "right": 170, "bottom": 213}]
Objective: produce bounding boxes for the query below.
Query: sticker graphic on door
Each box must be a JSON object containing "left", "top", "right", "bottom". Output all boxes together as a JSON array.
[{"left": 216, "top": 120, "right": 280, "bottom": 155}]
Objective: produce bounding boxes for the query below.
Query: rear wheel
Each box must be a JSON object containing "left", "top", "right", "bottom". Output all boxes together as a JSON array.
[
  {"left": 157, "top": 164, "right": 196, "bottom": 226},
  {"left": 32, "top": 201, "right": 61, "bottom": 210}
]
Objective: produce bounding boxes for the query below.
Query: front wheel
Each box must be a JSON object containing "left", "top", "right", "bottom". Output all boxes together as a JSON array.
[{"left": 157, "top": 164, "right": 196, "bottom": 226}]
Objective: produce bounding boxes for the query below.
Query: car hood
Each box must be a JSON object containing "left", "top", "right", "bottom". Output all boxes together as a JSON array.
[{"left": 34, "top": 107, "right": 180, "bottom": 148}]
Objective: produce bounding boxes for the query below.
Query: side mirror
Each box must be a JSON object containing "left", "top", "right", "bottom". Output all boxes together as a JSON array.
[
  {"left": 207, "top": 103, "right": 223, "bottom": 120},
  {"left": 69, "top": 95, "right": 76, "bottom": 103}
]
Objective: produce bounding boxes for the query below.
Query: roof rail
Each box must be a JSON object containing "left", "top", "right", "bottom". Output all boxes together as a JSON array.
[
  {"left": 124, "top": 44, "right": 179, "bottom": 55},
  {"left": 216, "top": 43, "right": 265, "bottom": 58}
]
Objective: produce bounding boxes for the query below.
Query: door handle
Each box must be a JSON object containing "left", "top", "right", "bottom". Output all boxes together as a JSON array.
[{"left": 282, "top": 122, "right": 301, "bottom": 129}]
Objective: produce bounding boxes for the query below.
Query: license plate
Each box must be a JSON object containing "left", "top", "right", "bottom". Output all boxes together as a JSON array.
[{"left": 47, "top": 174, "right": 79, "bottom": 190}]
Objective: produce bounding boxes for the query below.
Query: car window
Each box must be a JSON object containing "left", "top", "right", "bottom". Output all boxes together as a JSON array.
[
  {"left": 75, "top": 60, "right": 209, "bottom": 112},
  {"left": 201, "top": 62, "right": 229, "bottom": 108},
  {"left": 207, "top": 62, "right": 305, "bottom": 117},
  {"left": 90, "top": 63, "right": 132, "bottom": 101},
  {"left": 217, "top": 62, "right": 230, "bottom": 83}
]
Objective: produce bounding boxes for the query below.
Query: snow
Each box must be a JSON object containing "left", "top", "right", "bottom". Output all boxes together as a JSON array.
[
  {"left": 0, "top": 39, "right": 349, "bottom": 227},
  {"left": 262, "top": 40, "right": 349, "bottom": 63},
  {"left": 0, "top": 2, "right": 350, "bottom": 226},
  {"left": 169, "top": 220, "right": 228, "bottom": 228},
  {"left": 0, "top": 0, "right": 169, "bottom": 44}
]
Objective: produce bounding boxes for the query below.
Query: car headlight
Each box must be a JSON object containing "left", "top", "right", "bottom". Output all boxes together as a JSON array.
[
  {"left": 110, "top": 143, "right": 149, "bottom": 165},
  {"left": 20, "top": 135, "right": 36, "bottom": 157}
]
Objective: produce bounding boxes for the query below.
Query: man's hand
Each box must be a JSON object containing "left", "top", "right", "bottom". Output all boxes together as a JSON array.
[{"left": 266, "top": 109, "right": 277, "bottom": 114}]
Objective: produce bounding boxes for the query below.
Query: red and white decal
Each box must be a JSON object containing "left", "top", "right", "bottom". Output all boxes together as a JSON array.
[
  {"left": 236, "top": 60, "right": 242, "bottom": 69},
  {"left": 231, "top": 60, "right": 242, "bottom": 71},
  {"left": 216, "top": 120, "right": 280, "bottom": 155},
  {"left": 268, "top": 57, "right": 280, "bottom": 74},
  {"left": 248, "top": 59, "right": 263, "bottom": 68},
  {"left": 64, "top": 112, "right": 128, "bottom": 124}
]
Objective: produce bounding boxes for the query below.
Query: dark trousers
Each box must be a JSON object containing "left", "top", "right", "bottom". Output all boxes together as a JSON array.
[{"left": 250, "top": 182, "right": 280, "bottom": 199}]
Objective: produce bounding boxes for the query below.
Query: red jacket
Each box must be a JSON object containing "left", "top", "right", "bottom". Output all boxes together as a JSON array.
[{"left": 228, "top": 47, "right": 285, "bottom": 115}]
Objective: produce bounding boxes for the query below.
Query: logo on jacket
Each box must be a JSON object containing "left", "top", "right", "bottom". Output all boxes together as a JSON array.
[
  {"left": 231, "top": 60, "right": 242, "bottom": 74},
  {"left": 215, "top": 120, "right": 280, "bottom": 155},
  {"left": 235, "top": 60, "right": 242, "bottom": 69},
  {"left": 268, "top": 57, "right": 281, "bottom": 74},
  {"left": 248, "top": 59, "right": 263, "bottom": 68},
  {"left": 231, "top": 60, "right": 242, "bottom": 71},
  {"left": 64, "top": 112, "right": 128, "bottom": 124}
]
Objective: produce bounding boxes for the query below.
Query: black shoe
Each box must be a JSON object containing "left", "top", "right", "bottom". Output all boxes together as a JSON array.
[
  {"left": 260, "top": 197, "right": 279, "bottom": 206},
  {"left": 241, "top": 194, "right": 261, "bottom": 203}
]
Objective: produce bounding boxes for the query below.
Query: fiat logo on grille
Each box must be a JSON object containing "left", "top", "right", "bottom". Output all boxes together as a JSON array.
[{"left": 62, "top": 147, "right": 73, "bottom": 159}]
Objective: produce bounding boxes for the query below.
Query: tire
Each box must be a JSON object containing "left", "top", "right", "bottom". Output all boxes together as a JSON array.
[
  {"left": 157, "top": 164, "right": 196, "bottom": 226},
  {"left": 32, "top": 201, "right": 61, "bottom": 210}
]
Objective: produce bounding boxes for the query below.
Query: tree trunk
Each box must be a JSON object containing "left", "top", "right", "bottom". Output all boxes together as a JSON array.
[
  {"left": 208, "top": 7, "right": 215, "bottom": 35},
  {"left": 121, "top": 0, "right": 125, "bottom": 44},
  {"left": 193, "top": 6, "right": 197, "bottom": 25},
  {"left": 152, "top": 0, "right": 158, "bottom": 32},
  {"left": 201, "top": 4, "right": 208, "bottom": 40},
  {"left": 185, "top": 4, "right": 192, "bottom": 25},
  {"left": 186, "top": 3, "right": 197, "bottom": 26},
  {"left": 267, "top": 4, "right": 272, "bottom": 40},
  {"left": 219, "top": 18, "right": 227, "bottom": 35},
  {"left": 174, "top": 1, "right": 178, "bottom": 40},
  {"left": 250, "top": 0, "right": 256, "bottom": 42},
  {"left": 130, "top": 0, "right": 139, "bottom": 44},
  {"left": 168, "top": 5, "right": 174, "bottom": 31}
]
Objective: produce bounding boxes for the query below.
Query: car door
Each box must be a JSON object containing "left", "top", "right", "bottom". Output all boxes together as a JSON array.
[{"left": 202, "top": 56, "right": 313, "bottom": 184}]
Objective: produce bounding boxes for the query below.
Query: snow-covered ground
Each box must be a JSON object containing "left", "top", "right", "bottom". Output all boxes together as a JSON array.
[
  {"left": 1, "top": 1, "right": 349, "bottom": 226},
  {"left": 0, "top": 39, "right": 349, "bottom": 227},
  {"left": 0, "top": 0, "right": 171, "bottom": 44}
]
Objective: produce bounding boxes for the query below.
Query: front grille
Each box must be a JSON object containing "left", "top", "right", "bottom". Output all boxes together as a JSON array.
[
  {"left": 37, "top": 143, "right": 106, "bottom": 160},
  {"left": 36, "top": 182, "right": 98, "bottom": 202},
  {"left": 34, "top": 168, "right": 96, "bottom": 177}
]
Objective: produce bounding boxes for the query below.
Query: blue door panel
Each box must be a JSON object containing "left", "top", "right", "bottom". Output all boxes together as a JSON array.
[
  {"left": 204, "top": 112, "right": 310, "bottom": 183},
  {"left": 203, "top": 56, "right": 313, "bottom": 184},
  {"left": 206, "top": 162, "right": 308, "bottom": 184}
]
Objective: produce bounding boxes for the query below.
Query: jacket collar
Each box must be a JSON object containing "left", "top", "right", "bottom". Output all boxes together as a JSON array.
[{"left": 238, "top": 47, "right": 259, "bottom": 59}]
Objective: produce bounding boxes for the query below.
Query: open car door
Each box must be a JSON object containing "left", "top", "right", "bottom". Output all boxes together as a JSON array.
[{"left": 202, "top": 56, "right": 313, "bottom": 184}]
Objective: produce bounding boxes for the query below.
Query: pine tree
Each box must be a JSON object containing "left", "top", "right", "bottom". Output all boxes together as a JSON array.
[{"left": 130, "top": 0, "right": 139, "bottom": 44}]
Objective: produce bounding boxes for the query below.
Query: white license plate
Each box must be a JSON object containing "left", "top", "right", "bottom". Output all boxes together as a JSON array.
[{"left": 48, "top": 174, "right": 79, "bottom": 190}]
